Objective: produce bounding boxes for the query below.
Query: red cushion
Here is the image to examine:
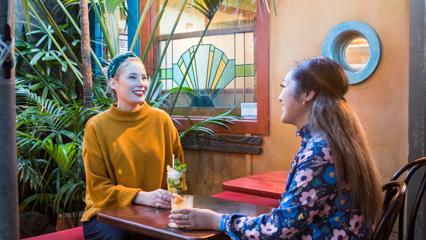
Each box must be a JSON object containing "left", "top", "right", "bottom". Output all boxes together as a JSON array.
[
  {"left": 222, "top": 171, "right": 288, "bottom": 199},
  {"left": 22, "top": 226, "right": 83, "bottom": 240},
  {"left": 211, "top": 191, "right": 279, "bottom": 208}
]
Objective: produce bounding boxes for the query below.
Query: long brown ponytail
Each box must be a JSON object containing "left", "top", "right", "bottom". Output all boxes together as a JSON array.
[{"left": 291, "top": 57, "right": 383, "bottom": 224}]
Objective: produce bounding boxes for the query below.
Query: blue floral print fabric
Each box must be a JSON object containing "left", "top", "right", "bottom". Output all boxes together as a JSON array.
[{"left": 219, "top": 126, "right": 371, "bottom": 239}]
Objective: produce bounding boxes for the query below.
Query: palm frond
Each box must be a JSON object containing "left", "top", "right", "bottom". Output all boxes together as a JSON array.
[
  {"left": 104, "top": 0, "right": 124, "bottom": 13},
  {"left": 43, "top": 139, "right": 77, "bottom": 177},
  {"left": 190, "top": 0, "right": 224, "bottom": 20},
  {"left": 18, "top": 158, "right": 44, "bottom": 190},
  {"left": 91, "top": 0, "right": 117, "bottom": 57},
  {"left": 27, "top": 2, "right": 83, "bottom": 84},
  {"left": 179, "top": 109, "right": 239, "bottom": 138},
  {"left": 151, "top": 86, "right": 195, "bottom": 108},
  {"left": 15, "top": 48, "right": 67, "bottom": 104},
  {"left": 20, "top": 193, "right": 56, "bottom": 212},
  {"left": 33, "top": 0, "right": 81, "bottom": 67},
  {"left": 53, "top": 0, "right": 107, "bottom": 79}
]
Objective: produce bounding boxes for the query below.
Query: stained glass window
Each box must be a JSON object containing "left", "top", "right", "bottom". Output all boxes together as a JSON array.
[{"left": 158, "top": 0, "right": 258, "bottom": 119}]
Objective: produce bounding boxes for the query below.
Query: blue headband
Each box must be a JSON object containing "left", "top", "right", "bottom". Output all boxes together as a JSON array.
[{"left": 107, "top": 52, "right": 138, "bottom": 79}]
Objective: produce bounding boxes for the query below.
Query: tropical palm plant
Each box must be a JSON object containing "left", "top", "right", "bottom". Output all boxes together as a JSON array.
[
  {"left": 16, "top": 88, "right": 101, "bottom": 228},
  {"left": 16, "top": 0, "right": 273, "bottom": 230}
]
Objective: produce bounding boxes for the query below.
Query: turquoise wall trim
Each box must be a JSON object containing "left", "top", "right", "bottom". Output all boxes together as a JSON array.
[
  {"left": 321, "top": 21, "right": 381, "bottom": 84},
  {"left": 127, "top": 0, "right": 140, "bottom": 56}
]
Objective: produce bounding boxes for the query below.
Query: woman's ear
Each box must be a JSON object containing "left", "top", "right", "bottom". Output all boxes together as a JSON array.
[
  {"left": 302, "top": 90, "right": 316, "bottom": 104},
  {"left": 109, "top": 78, "right": 117, "bottom": 90}
]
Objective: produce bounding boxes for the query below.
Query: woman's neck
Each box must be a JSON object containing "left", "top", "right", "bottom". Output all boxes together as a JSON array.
[
  {"left": 116, "top": 102, "right": 141, "bottom": 112},
  {"left": 294, "top": 111, "right": 309, "bottom": 129}
]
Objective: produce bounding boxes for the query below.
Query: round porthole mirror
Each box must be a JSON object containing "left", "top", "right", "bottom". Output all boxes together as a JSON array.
[
  {"left": 344, "top": 37, "right": 370, "bottom": 72},
  {"left": 321, "top": 21, "right": 380, "bottom": 84}
]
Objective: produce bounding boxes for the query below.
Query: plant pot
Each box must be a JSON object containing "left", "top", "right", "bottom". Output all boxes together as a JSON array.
[{"left": 20, "top": 211, "right": 56, "bottom": 238}]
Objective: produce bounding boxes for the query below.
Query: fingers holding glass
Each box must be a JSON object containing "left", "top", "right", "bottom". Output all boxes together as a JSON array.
[
  {"left": 153, "top": 190, "right": 172, "bottom": 209},
  {"left": 169, "top": 211, "right": 192, "bottom": 228}
]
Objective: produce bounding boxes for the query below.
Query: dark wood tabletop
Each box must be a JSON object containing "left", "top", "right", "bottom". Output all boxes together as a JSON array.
[
  {"left": 97, "top": 195, "right": 272, "bottom": 240},
  {"left": 222, "top": 170, "right": 289, "bottom": 199}
]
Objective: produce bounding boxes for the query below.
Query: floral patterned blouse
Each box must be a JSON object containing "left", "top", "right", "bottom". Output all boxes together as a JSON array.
[{"left": 219, "top": 126, "right": 371, "bottom": 239}]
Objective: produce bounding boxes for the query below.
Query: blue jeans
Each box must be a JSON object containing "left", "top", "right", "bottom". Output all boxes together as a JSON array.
[{"left": 83, "top": 217, "right": 134, "bottom": 240}]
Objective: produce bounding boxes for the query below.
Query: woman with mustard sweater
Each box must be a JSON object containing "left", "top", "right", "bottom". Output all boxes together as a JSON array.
[{"left": 81, "top": 52, "right": 184, "bottom": 240}]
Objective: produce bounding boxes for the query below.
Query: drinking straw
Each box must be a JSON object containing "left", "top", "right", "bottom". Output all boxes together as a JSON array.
[{"left": 172, "top": 154, "right": 175, "bottom": 169}]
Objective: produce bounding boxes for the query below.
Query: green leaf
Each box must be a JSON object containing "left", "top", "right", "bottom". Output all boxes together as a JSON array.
[
  {"left": 22, "top": 0, "right": 32, "bottom": 33},
  {"left": 71, "top": 39, "right": 80, "bottom": 46},
  {"left": 91, "top": 0, "right": 117, "bottom": 57},
  {"left": 105, "top": 0, "right": 124, "bottom": 14},
  {"left": 35, "top": 34, "right": 48, "bottom": 47},
  {"left": 173, "top": 158, "right": 187, "bottom": 172},
  {"left": 190, "top": 0, "right": 224, "bottom": 20},
  {"left": 30, "top": 51, "right": 44, "bottom": 66}
]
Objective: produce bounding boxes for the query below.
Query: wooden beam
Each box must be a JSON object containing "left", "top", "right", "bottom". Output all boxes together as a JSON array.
[
  {"left": 409, "top": 0, "right": 426, "bottom": 160},
  {"left": 181, "top": 134, "right": 263, "bottom": 154},
  {"left": 157, "top": 25, "right": 254, "bottom": 41},
  {"left": 218, "top": 5, "right": 256, "bottom": 17},
  {"left": 408, "top": 0, "right": 426, "bottom": 238},
  {"left": 0, "top": 0, "right": 18, "bottom": 239}
]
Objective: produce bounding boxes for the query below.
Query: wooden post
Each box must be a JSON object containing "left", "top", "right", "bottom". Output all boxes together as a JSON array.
[
  {"left": 0, "top": 0, "right": 18, "bottom": 239},
  {"left": 80, "top": 0, "right": 93, "bottom": 107},
  {"left": 409, "top": 0, "right": 426, "bottom": 239}
]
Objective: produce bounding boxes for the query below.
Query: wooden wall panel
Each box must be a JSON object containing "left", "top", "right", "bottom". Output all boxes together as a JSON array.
[{"left": 184, "top": 150, "right": 247, "bottom": 195}]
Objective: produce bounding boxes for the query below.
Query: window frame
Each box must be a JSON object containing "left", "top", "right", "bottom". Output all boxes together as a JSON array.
[{"left": 139, "top": 0, "right": 269, "bottom": 135}]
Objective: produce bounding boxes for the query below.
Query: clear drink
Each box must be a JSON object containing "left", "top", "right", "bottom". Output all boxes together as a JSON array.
[
  {"left": 171, "top": 194, "right": 193, "bottom": 209},
  {"left": 168, "top": 194, "right": 193, "bottom": 228}
]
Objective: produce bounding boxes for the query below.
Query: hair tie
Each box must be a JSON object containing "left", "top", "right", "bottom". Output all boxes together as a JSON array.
[{"left": 107, "top": 52, "right": 138, "bottom": 79}]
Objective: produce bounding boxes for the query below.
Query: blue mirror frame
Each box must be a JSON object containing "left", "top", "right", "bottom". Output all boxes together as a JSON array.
[{"left": 321, "top": 21, "right": 381, "bottom": 84}]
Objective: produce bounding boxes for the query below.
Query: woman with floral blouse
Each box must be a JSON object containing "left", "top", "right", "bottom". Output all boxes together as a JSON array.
[{"left": 169, "top": 57, "right": 383, "bottom": 239}]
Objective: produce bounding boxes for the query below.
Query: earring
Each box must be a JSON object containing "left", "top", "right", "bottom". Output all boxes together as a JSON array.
[{"left": 302, "top": 101, "right": 306, "bottom": 105}]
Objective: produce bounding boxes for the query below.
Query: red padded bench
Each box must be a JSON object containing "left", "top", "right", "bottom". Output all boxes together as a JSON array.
[
  {"left": 22, "top": 226, "right": 83, "bottom": 240},
  {"left": 222, "top": 170, "right": 288, "bottom": 199},
  {"left": 211, "top": 191, "right": 279, "bottom": 208}
]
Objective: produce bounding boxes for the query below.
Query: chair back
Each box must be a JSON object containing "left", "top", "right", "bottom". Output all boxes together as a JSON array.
[
  {"left": 391, "top": 157, "right": 426, "bottom": 240},
  {"left": 371, "top": 180, "right": 406, "bottom": 240}
]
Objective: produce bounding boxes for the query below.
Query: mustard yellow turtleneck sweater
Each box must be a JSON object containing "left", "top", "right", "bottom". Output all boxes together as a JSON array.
[{"left": 81, "top": 103, "right": 184, "bottom": 222}]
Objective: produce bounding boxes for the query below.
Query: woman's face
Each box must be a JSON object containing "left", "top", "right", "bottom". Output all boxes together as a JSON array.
[
  {"left": 110, "top": 59, "right": 148, "bottom": 110},
  {"left": 278, "top": 71, "right": 310, "bottom": 128}
]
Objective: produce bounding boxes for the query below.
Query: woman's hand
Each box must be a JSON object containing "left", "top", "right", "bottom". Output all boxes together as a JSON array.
[
  {"left": 169, "top": 208, "right": 222, "bottom": 230},
  {"left": 133, "top": 189, "right": 173, "bottom": 209}
]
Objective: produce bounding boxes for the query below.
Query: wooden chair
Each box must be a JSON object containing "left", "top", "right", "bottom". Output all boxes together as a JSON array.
[
  {"left": 371, "top": 180, "right": 407, "bottom": 240},
  {"left": 390, "top": 157, "right": 426, "bottom": 240}
]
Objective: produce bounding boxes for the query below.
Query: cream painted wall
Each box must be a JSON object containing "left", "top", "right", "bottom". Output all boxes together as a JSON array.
[{"left": 252, "top": 0, "right": 409, "bottom": 181}]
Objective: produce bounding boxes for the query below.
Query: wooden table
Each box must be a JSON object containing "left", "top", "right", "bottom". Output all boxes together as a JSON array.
[
  {"left": 222, "top": 170, "right": 289, "bottom": 199},
  {"left": 97, "top": 195, "right": 271, "bottom": 240}
]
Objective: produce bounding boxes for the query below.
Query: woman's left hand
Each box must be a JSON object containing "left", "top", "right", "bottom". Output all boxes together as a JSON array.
[
  {"left": 169, "top": 208, "right": 222, "bottom": 230},
  {"left": 133, "top": 189, "right": 173, "bottom": 209}
]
